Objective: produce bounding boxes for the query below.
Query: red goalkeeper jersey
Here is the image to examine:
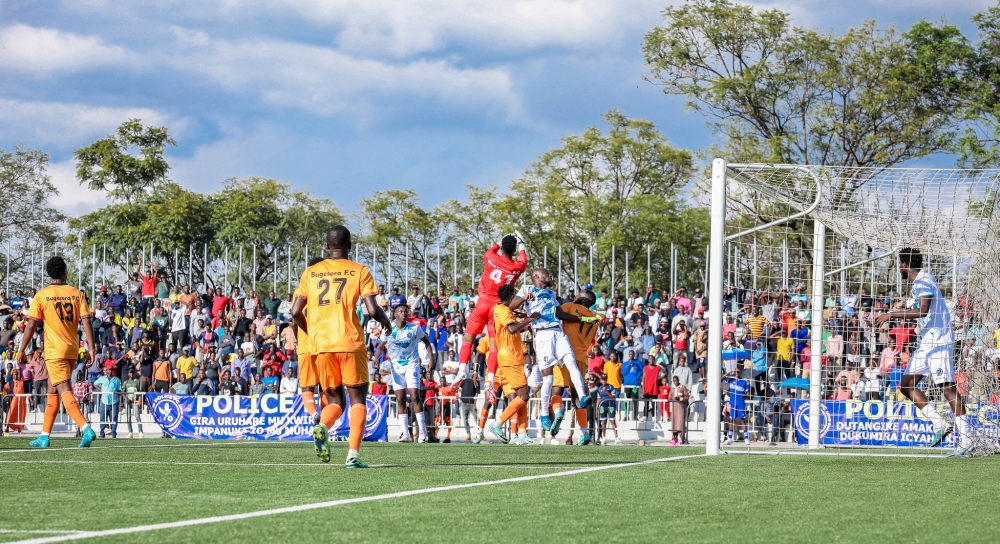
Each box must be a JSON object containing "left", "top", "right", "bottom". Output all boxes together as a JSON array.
[{"left": 477, "top": 244, "right": 527, "bottom": 303}]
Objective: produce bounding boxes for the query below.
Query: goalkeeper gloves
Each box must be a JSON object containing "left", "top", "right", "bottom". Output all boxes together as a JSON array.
[{"left": 513, "top": 230, "right": 526, "bottom": 252}]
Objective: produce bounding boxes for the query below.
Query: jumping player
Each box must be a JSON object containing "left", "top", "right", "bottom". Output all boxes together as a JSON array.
[
  {"left": 18, "top": 256, "right": 98, "bottom": 448},
  {"left": 512, "top": 268, "right": 595, "bottom": 431},
  {"left": 374, "top": 303, "right": 434, "bottom": 443},
  {"left": 551, "top": 289, "right": 600, "bottom": 445},
  {"left": 874, "top": 248, "right": 972, "bottom": 457},
  {"left": 488, "top": 284, "right": 539, "bottom": 444},
  {"left": 295, "top": 257, "right": 327, "bottom": 421},
  {"left": 292, "top": 226, "right": 391, "bottom": 468},
  {"left": 452, "top": 233, "right": 528, "bottom": 401}
]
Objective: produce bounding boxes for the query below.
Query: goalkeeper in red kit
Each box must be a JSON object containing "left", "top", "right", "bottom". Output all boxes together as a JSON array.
[{"left": 451, "top": 232, "right": 527, "bottom": 403}]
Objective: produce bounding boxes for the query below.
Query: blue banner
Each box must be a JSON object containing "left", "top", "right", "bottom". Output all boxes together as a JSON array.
[
  {"left": 791, "top": 399, "right": 1000, "bottom": 447},
  {"left": 146, "top": 393, "right": 388, "bottom": 442}
]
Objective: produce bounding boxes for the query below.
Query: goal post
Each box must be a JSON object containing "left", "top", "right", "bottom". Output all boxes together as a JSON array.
[{"left": 707, "top": 159, "right": 1000, "bottom": 457}]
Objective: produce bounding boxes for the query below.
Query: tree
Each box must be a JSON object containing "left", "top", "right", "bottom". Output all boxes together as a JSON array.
[
  {"left": 955, "top": 6, "right": 1000, "bottom": 168},
  {"left": 75, "top": 119, "right": 176, "bottom": 205},
  {"left": 68, "top": 178, "right": 343, "bottom": 293},
  {"left": 642, "top": 0, "right": 967, "bottom": 173},
  {"left": 495, "top": 109, "right": 701, "bottom": 292},
  {"left": 0, "top": 146, "right": 65, "bottom": 290}
]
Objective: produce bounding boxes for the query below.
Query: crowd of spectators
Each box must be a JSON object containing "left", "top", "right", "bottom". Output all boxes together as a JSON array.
[{"left": 1, "top": 257, "right": 998, "bottom": 445}]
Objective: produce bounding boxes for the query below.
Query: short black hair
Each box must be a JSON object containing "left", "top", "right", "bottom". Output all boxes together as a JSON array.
[
  {"left": 578, "top": 289, "right": 597, "bottom": 307},
  {"left": 898, "top": 248, "right": 922, "bottom": 269},
  {"left": 326, "top": 225, "right": 351, "bottom": 248},
  {"left": 308, "top": 257, "right": 324, "bottom": 267},
  {"left": 497, "top": 284, "right": 516, "bottom": 302},
  {"left": 45, "top": 256, "right": 67, "bottom": 280},
  {"left": 501, "top": 235, "right": 517, "bottom": 255}
]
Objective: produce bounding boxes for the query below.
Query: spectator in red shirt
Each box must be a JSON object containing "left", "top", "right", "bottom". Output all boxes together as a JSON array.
[
  {"left": 422, "top": 371, "right": 439, "bottom": 443},
  {"left": 370, "top": 373, "right": 388, "bottom": 396},
  {"left": 261, "top": 344, "right": 286, "bottom": 377},
  {"left": 641, "top": 362, "right": 661, "bottom": 419},
  {"left": 135, "top": 259, "right": 158, "bottom": 322},
  {"left": 657, "top": 376, "right": 671, "bottom": 419},
  {"left": 587, "top": 346, "right": 605, "bottom": 374},
  {"left": 211, "top": 287, "right": 231, "bottom": 318},
  {"left": 889, "top": 321, "right": 913, "bottom": 351}
]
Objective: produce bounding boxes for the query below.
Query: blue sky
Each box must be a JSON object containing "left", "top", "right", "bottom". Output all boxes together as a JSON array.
[{"left": 0, "top": 0, "right": 990, "bottom": 217}]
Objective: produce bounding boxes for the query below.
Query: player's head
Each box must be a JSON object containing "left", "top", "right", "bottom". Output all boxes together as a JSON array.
[
  {"left": 898, "top": 247, "right": 922, "bottom": 272},
  {"left": 576, "top": 289, "right": 597, "bottom": 307},
  {"left": 393, "top": 303, "right": 408, "bottom": 321},
  {"left": 308, "top": 256, "right": 324, "bottom": 267},
  {"left": 501, "top": 235, "right": 517, "bottom": 257},
  {"left": 531, "top": 268, "right": 552, "bottom": 288},
  {"left": 497, "top": 284, "right": 516, "bottom": 304},
  {"left": 45, "top": 256, "right": 68, "bottom": 280},
  {"left": 325, "top": 225, "right": 352, "bottom": 253}
]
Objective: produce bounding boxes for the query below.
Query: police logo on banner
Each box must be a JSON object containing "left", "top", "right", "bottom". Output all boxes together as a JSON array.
[
  {"left": 151, "top": 394, "right": 185, "bottom": 432},
  {"left": 794, "top": 401, "right": 831, "bottom": 440},
  {"left": 366, "top": 396, "right": 385, "bottom": 435}
]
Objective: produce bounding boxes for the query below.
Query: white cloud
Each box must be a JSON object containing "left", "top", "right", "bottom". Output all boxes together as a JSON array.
[
  {"left": 263, "top": 0, "right": 666, "bottom": 58},
  {"left": 46, "top": 159, "right": 108, "bottom": 215},
  {"left": 0, "top": 98, "right": 184, "bottom": 148},
  {"left": 0, "top": 24, "right": 134, "bottom": 75},
  {"left": 168, "top": 29, "right": 526, "bottom": 124}
]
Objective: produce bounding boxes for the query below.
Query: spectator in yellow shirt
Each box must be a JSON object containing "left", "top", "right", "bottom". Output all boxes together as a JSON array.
[
  {"left": 603, "top": 350, "right": 623, "bottom": 389},
  {"left": 773, "top": 327, "right": 795, "bottom": 382}
]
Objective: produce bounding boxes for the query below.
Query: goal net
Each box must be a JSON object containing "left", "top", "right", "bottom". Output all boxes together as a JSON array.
[{"left": 705, "top": 160, "right": 1000, "bottom": 457}]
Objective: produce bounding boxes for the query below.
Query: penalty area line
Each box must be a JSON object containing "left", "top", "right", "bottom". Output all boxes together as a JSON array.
[
  {"left": 0, "top": 460, "right": 593, "bottom": 469},
  {"left": 8, "top": 454, "right": 706, "bottom": 544}
]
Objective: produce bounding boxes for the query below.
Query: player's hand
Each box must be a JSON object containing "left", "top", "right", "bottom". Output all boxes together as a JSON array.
[
  {"left": 15, "top": 351, "right": 26, "bottom": 365},
  {"left": 874, "top": 312, "right": 892, "bottom": 327},
  {"left": 523, "top": 293, "right": 535, "bottom": 302}
]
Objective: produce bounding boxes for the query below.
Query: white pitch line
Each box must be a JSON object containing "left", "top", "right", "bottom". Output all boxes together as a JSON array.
[
  {"left": 723, "top": 450, "right": 949, "bottom": 459},
  {"left": 0, "top": 460, "right": 589, "bottom": 469},
  {"left": 8, "top": 454, "right": 705, "bottom": 544},
  {"left": 0, "top": 531, "right": 84, "bottom": 535},
  {"left": 0, "top": 442, "right": 299, "bottom": 455}
]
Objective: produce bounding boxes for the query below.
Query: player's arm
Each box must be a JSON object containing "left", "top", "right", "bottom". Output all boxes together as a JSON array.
[
  {"left": 15, "top": 318, "right": 39, "bottom": 364},
  {"left": 290, "top": 295, "right": 308, "bottom": 335},
  {"left": 362, "top": 294, "right": 392, "bottom": 331},
  {"left": 421, "top": 336, "right": 435, "bottom": 371},
  {"left": 81, "top": 316, "right": 96, "bottom": 367},
  {"left": 875, "top": 297, "right": 931, "bottom": 326},
  {"left": 506, "top": 312, "right": 539, "bottom": 334},
  {"left": 373, "top": 341, "right": 386, "bottom": 364}
]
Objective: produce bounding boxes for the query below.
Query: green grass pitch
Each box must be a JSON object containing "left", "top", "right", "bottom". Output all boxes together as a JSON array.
[{"left": 0, "top": 438, "right": 996, "bottom": 543}]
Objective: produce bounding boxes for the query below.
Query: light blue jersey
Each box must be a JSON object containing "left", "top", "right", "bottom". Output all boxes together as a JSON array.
[
  {"left": 516, "top": 285, "right": 560, "bottom": 330},
  {"left": 380, "top": 323, "right": 426, "bottom": 365}
]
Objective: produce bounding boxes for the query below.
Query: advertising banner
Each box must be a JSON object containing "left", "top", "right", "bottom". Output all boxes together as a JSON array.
[
  {"left": 791, "top": 399, "right": 999, "bottom": 447},
  {"left": 146, "top": 393, "right": 388, "bottom": 442}
]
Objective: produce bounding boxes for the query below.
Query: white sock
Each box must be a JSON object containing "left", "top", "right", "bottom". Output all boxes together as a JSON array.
[
  {"left": 348, "top": 448, "right": 359, "bottom": 458},
  {"left": 920, "top": 404, "right": 943, "bottom": 423},
  {"left": 955, "top": 414, "right": 972, "bottom": 447},
  {"left": 565, "top": 359, "right": 587, "bottom": 401},
  {"left": 416, "top": 411, "right": 427, "bottom": 435},
  {"left": 540, "top": 373, "right": 554, "bottom": 411},
  {"left": 41, "top": 431, "right": 50, "bottom": 438},
  {"left": 399, "top": 413, "right": 410, "bottom": 437},
  {"left": 457, "top": 362, "right": 468, "bottom": 380}
]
